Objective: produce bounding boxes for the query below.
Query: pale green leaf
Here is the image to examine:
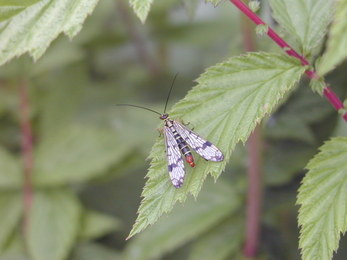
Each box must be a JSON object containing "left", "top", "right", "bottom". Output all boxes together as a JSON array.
[
  {"left": 269, "top": 0, "right": 334, "bottom": 55},
  {"left": 205, "top": 0, "right": 222, "bottom": 6},
  {"left": 298, "top": 137, "right": 347, "bottom": 260},
  {"left": 129, "top": 0, "right": 153, "bottom": 23},
  {"left": 128, "top": 52, "right": 306, "bottom": 238},
  {"left": 34, "top": 124, "right": 130, "bottom": 186},
  {"left": 317, "top": 0, "right": 347, "bottom": 76},
  {"left": 0, "top": 0, "right": 99, "bottom": 65},
  {"left": 0, "top": 146, "right": 22, "bottom": 188},
  {"left": 188, "top": 215, "right": 244, "bottom": 260},
  {"left": 27, "top": 189, "right": 82, "bottom": 260},
  {"left": 79, "top": 210, "right": 121, "bottom": 241},
  {"left": 0, "top": 192, "right": 22, "bottom": 252},
  {"left": 309, "top": 77, "right": 326, "bottom": 96},
  {"left": 125, "top": 179, "right": 241, "bottom": 259},
  {"left": 248, "top": 1, "right": 260, "bottom": 13}
]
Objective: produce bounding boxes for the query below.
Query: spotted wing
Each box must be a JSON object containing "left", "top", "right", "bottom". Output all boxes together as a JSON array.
[
  {"left": 173, "top": 121, "right": 224, "bottom": 162},
  {"left": 163, "top": 126, "right": 185, "bottom": 188}
]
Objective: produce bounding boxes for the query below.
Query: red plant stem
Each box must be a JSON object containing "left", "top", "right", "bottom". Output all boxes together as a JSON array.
[
  {"left": 244, "top": 128, "right": 262, "bottom": 257},
  {"left": 19, "top": 79, "right": 34, "bottom": 236},
  {"left": 240, "top": 9, "right": 263, "bottom": 257},
  {"left": 229, "top": 0, "right": 347, "bottom": 122}
]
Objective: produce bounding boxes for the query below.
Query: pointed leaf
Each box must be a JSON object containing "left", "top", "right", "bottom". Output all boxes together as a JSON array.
[
  {"left": 0, "top": 0, "right": 99, "bottom": 65},
  {"left": 125, "top": 179, "right": 241, "bottom": 259},
  {"left": 0, "top": 146, "right": 22, "bottom": 188},
  {"left": 298, "top": 137, "right": 347, "bottom": 260},
  {"left": 269, "top": 0, "right": 333, "bottom": 54},
  {"left": 129, "top": 52, "right": 306, "bottom": 238},
  {"left": 0, "top": 192, "right": 22, "bottom": 252},
  {"left": 79, "top": 210, "right": 121, "bottom": 241},
  {"left": 129, "top": 0, "right": 153, "bottom": 23},
  {"left": 317, "top": 0, "right": 347, "bottom": 76},
  {"left": 27, "top": 189, "right": 82, "bottom": 260}
]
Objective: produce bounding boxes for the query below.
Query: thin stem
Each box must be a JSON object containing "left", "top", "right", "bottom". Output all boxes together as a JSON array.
[
  {"left": 19, "top": 79, "right": 34, "bottom": 237},
  {"left": 244, "top": 128, "right": 262, "bottom": 257},
  {"left": 116, "top": 0, "right": 160, "bottom": 77},
  {"left": 240, "top": 5, "right": 263, "bottom": 257},
  {"left": 229, "top": 0, "right": 347, "bottom": 122}
]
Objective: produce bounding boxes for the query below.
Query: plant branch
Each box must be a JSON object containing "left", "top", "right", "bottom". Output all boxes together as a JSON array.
[
  {"left": 240, "top": 9, "right": 263, "bottom": 257},
  {"left": 19, "top": 79, "right": 34, "bottom": 237},
  {"left": 229, "top": 0, "right": 347, "bottom": 122}
]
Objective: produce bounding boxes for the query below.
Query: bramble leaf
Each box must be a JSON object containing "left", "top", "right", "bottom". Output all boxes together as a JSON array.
[
  {"left": 128, "top": 52, "right": 306, "bottom": 238},
  {"left": 0, "top": 0, "right": 98, "bottom": 65},
  {"left": 298, "top": 137, "right": 347, "bottom": 260},
  {"left": 317, "top": 0, "right": 347, "bottom": 76},
  {"left": 269, "top": 0, "right": 333, "bottom": 55}
]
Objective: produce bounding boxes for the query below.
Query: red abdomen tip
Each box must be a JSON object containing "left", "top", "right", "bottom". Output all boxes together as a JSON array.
[{"left": 185, "top": 155, "right": 196, "bottom": 168}]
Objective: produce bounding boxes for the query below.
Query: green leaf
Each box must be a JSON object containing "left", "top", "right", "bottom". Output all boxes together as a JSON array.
[
  {"left": 205, "top": 0, "right": 222, "bottom": 6},
  {"left": 255, "top": 24, "right": 269, "bottom": 36},
  {"left": 309, "top": 77, "right": 326, "bottom": 96},
  {"left": 248, "top": 1, "right": 260, "bottom": 13},
  {"left": 34, "top": 124, "right": 130, "bottom": 186},
  {"left": 71, "top": 242, "right": 121, "bottom": 260},
  {"left": 317, "top": 0, "right": 347, "bottom": 76},
  {"left": 27, "top": 188, "right": 82, "bottom": 260},
  {"left": 269, "top": 0, "right": 334, "bottom": 55},
  {"left": 188, "top": 215, "right": 244, "bottom": 260},
  {"left": 0, "top": 146, "right": 22, "bottom": 188},
  {"left": 129, "top": 0, "right": 153, "bottom": 24},
  {"left": 298, "top": 137, "right": 347, "bottom": 260},
  {"left": 0, "top": 0, "right": 99, "bottom": 65},
  {"left": 79, "top": 210, "right": 121, "bottom": 241},
  {"left": 128, "top": 52, "right": 306, "bottom": 238},
  {"left": 0, "top": 192, "right": 22, "bottom": 252},
  {"left": 125, "top": 179, "right": 241, "bottom": 259}
]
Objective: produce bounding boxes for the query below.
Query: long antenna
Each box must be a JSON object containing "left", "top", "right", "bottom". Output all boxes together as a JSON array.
[
  {"left": 116, "top": 104, "right": 161, "bottom": 115},
  {"left": 117, "top": 73, "right": 180, "bottom": 115},
  {"left": 163, "top": 72, "right": 179, "bottom": 113}
]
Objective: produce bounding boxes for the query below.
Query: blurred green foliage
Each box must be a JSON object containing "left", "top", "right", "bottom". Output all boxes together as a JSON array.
[{"left": 0, "top": 0, "right": 346, "bottom": 260}]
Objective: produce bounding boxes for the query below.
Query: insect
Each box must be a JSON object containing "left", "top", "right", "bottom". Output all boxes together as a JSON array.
[{"left": 117, "top": 74, "right": 224, "bottom": 188}]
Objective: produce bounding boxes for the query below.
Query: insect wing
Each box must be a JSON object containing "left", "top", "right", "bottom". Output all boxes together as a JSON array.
[
  {"left": 163, "top": 126, "right": 185, "bottom": 188},
  {"left": 173, "top": 121, "right": 224, "bottom": 162}
]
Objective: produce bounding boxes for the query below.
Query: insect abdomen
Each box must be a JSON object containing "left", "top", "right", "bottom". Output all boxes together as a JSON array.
[{"left": 166, "top": 119, "right": 196, "bottom": 168}]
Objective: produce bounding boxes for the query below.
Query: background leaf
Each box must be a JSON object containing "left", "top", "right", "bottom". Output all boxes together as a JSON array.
[
  {"left": 0, "top": 0, "right": 99, "bottom": 65},
  {"left": 298, "top": 137, "right": 347, "bottom": 260},
  {"left": 269, "top": 0, "right": 333, "bottom": 55},
  {"left": 71, "top": 243, "right": 121, "bottom": 260},
  {"left": 0, "top": 192, "right": 22, "bottom": 252},
  {"left": 33, "top": 124, "right": 130, "bottom": 186},
  {"left": 79, "top": 210, "right": 121, "bottom": 241},
  {"left": 317, "top": 0, "right": 347, "bottom": 76},
  {"left": 124, "top": 179, "right": 241, "bottom": 260},
  {"left": 128, "top": 52, "right": 307, "bottom": 238},
  {"left": 188, "top": 215, "right": 244, "bottom": 260},
  {"left": 27, "top": 189, "right": 82, "bottom": 260},
  {"left": 0, "top": 146, "right": 22, "bottom": 188}
]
